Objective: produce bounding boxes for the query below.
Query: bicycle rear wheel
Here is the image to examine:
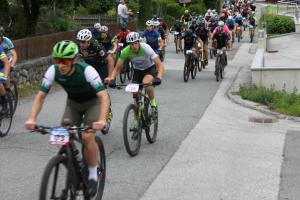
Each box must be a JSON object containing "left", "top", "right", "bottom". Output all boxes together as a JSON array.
[
  {"left": 0, "top": 93, "right": 13, "bottom": 137},
  {"left": 8, "top": 80, "right": 18, "bottom": 114},
  {"left": 123, "top": 104, "right": 142, "bottom": 157},
  {"left": 191, "top": 61, "right": 197, "bottom": 79},
  {"left": 144, "top": 98, "right": 158, "bottom": 144},
  {"left": 215, "top": 57, "right": 220, "bottom": 82},
  {"left": 39, "top": 155, "right": 77, "bottom": 200}
]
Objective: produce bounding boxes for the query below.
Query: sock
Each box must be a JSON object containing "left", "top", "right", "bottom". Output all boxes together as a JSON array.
[
  {"left": 88, "top": 166, "right": 98, "bottom": 181},
  {"left": 150, "top": 98, "right": 157, "bottom": 107}
]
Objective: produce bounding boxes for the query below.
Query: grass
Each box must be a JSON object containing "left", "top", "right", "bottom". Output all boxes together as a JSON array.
[
  {"left": 239, "top": 84, "right": 300, "bottom": 117},
  {"left": 259, "top": 5, "right": 277, "bottom": 29},
  {"left": 18, "top": 82, "right": 41, "bottom": 98}
]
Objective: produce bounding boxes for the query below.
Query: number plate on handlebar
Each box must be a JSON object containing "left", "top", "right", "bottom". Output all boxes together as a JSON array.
[
  {"left": 174, "top": 31, "right": 179, "bottom": 35},
  {"left": 217, "top": 49, "right": 223, "bottom": 55},
  {"left": 125, "top": 83, "right": 139, "bottom": 93},
  {"left": 49, "top": 128, "right": 69, "bottom": 146},
  {"left": 249, "top": 25, "right": 254, "bottom": 28},
  {"left": 118, "top": 43, "right": 124, "bottom": 47}
]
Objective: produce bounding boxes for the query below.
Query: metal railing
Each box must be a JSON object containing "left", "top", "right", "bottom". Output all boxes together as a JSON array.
[{"left": 277, "top": 0, "right": 300, "bottom": 22}]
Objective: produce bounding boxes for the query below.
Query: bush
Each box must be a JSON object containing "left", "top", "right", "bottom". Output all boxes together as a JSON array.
[
  {"left": 267, "top": 15, "right": 295, "bottom": 34},
  {"left": 166, "top": 3, "right": 182, "bottom": 19},
  {"left": 239, "top": 84, "right": 300, "bottom": 117}
]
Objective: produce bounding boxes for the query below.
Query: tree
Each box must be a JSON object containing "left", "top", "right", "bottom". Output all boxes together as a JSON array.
[{"left": 0, "top": 0, "right": 10, "bottom": 28}]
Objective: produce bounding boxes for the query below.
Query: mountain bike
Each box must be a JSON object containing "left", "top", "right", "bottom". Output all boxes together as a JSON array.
[
  {"left": 32, "top": 122, "right": 106, "bottom": 200},
  {"left": 8, "top": 66, "right": 20, "bottom": 114},
  {"left": 199, "top": 46, "right": 206, "bottom": 72},
  {"left": 215, "top": 48, "right": 226, "bottom": 82},
  {"left": 116, "top": 82, "right": 159, "bottom": 157},
  {"left": 0, "top": 77, "right": 14, "bottom": 137},
  {"left": 236, "top": 26, "right": 242, "bottom": 42},
  {"left": 183, "top": 49, "right": 197, "bottom": 82}
]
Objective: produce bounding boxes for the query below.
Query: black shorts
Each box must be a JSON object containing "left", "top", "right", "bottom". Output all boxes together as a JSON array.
[{"left": 132, "top": 65, "right": 157, "bottom": 84}]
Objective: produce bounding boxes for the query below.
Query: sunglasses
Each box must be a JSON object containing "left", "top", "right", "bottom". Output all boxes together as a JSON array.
[{"left": 55, "top": 58, "right": 72, "bottom": 65}]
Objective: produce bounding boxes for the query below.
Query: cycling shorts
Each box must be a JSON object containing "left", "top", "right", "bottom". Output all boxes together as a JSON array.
[{"left": 132, "top": 65, "right": 156, "bottom": 84}]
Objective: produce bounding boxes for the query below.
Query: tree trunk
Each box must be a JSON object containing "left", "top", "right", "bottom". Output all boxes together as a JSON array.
[{"left": 22, "top": 0, "right": 41, "bottom": 35}]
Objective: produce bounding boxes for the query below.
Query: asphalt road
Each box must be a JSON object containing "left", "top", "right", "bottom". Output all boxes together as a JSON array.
[{"left": 0, "top": 28, "right": 251, "bottom": 200}]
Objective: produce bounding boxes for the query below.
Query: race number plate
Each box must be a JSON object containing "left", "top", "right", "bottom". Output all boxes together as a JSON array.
[
  {"left": 174, "top": 31, "right": 179, "bottom": 35},
  {"left": 186, "top": 50, "right": 193, "bottom": 54},
  {"left": 217, "top": 49, "right": 223, "bottom": 55},
  {"left": 249, "top": 25, "right": 254, "bottom": 28},
  {"left": 125, "top": 83, "right": 139, "bottom": 93},
  {"left": 49, "top": 128, "right": 69, "bottom": 146},
  {"left": 118, "top": 43, "right": 124, "bottom": 47}
]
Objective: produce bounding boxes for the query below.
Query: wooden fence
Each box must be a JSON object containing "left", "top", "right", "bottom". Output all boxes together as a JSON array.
[
  {"left": 73, "top": 15, "right": 118, "bottom": 27},
  {"left": 14, "top": 19, "right": 137, "bottom": 62}
]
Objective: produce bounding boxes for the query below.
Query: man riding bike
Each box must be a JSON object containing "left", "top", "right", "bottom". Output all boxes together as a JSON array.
[
  {"left": 0, "top": 45, "right": 10, "bottom": 113},
  {"left": 111, "top": 26, "right": 131, "bottom": 54},
  {"left": 105, "top": 32, "right": 164, "bottom": 117},
  {"left": 141, "top": 20, "right": 164, "bottom": 58},
  {"left": 24, "top": 40, "right": 110, "bottom": 197},
  {"left": 97, "top": 25, "right": 114, "bottom": 52},
  {"left": 0, "top": 26, "right": 17, "bottom": 67},
  {"left": 195, "top": 21, "right": 209, "bottom": 65},
  {"left": 181, "top": 10, "right": 192, "bottom": 31},
  {"left": 91, "top": 23, "right": 102, "bottom": 40}
]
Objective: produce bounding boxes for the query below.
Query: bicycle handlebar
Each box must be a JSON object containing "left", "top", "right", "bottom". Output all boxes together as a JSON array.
[{"left": 32, "top": 125, "right": 92, "bottom": 135}]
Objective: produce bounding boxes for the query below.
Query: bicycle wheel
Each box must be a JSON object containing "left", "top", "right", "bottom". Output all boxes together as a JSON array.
[
  {"left": 250, "top": 30, "right": 254, "bottom": 43},
  {"left": 127, "top": 61, "right": 134, "bottom": 80},
  {"left": 196, "top": 57, "right": 202, "bottom": 72},
  {"left": 39, "top": 155, "right": 77, "bottom": 200},
  {"left": 215, "top": 57, "right": 220, "bottom": 82},
  {"left": 210, "top": 49, "right": 213, "bottom": 59},
  {"left": 88, "top": 136, "right": 106, "bottom": 200},
  {"left": 183, "top": 56, "right": 190, "bottom": 82},
  {"left": 144, "top": 99, "right": 158, "bottom": 144},
  {"left": 123, "top": 104, "right": 142, "bottom": 157},
  {"left": 0, "top": 93, "right": 13, "bottom": 137},
  {"left": 191, "top": 59, "right": 197, "bottom": 79}
]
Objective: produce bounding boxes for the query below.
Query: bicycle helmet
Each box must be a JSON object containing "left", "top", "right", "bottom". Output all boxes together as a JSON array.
[
  {"left": 218, "top": 21, "right": 225, "bottom": 27},
  {"left": 152, "top": 14, "right": 158, "bottom": 20},
  {"left": 94, "top": 23, "right": 101, "bottom": 29},
  {"left": 77, "top": 29, "right": 92, "bottom": 41},
  {"left": 126, "top": 32, "right": 140, "bottom": 43},
  {"left": 184, "top": 10, "right": 189, "bottom": 14},
  {"left": 146, "top": 20, "right": 153, "bottom": 26},
  {"left": 153, "top": 21, "right": 160, "bottom": 27},
  {"left": 52, "top": 40, "right": 78, "bottom": 59},
  {"left": 100, "top": 25, "right": 108, "bottom": 32}
]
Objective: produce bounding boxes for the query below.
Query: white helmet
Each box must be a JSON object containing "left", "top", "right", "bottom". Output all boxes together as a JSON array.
[
  {"left": 153, "top": 21, "right": 160, "bottom": 27},
  {"left": 94, "top": 23, "right": 101, "bottom": 29},
  {"left": 218, "top": 21, "right": 225, "bottom": 27},
  {"left": 146, "top": 20, "right": 153, "bottom": 26},
  {"left": 100, "top": 25, "right": 108, "bottom": 32},
  {"left": 77, "top": 29, "right": 92, "bottom": 41},
  {"left": 228, "top": 16, "right": 233, "bottom": 20},
  {"left": 126, "top": 32, "right": 140, "bottom": 43}
]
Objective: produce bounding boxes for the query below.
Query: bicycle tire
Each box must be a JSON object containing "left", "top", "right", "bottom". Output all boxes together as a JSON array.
[
  {"left": 144, "top": 98, "right": 158, "bottom": 144},
  {"left": 90, "top": 136, "right": 106, "bottom": 200},
  {"left": 0, "top": 93, "right": 13, "bottom": 137},
  {"left": 250, "top": 30, "right": 254, "bottom": 43},
  {"left": 191, "top": 60, "right": 197, "bottom": 79},
  {"left": 39, "top": 155, "right": 77, "bottom": 200},
  {"left": 123, "top": 104, "right": 142, "bottom": 157},
  {"left": 215, "top": 57, "right": 220, "bottom": 82},
  {"left": 210, "top": 49, "right": 213, "bottom": 59},
  {"left": 119, "top": 67, "right": 126, "bottom": 84}
]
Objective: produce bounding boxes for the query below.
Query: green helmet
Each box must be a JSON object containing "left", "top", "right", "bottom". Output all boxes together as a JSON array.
[{"left": 52, "top": 40, "right": 78, "bottom": 59}]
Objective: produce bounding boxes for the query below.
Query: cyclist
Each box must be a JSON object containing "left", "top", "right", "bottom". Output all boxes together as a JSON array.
[
  {"left": 189, "top": 19, "right": 198, "bottom": 33},
  {"left": 24, "top": 40, "right": 110, "bottom": 197},
  {"left": 97, "top": 26, "right": 114, "bottom": 52},
  {"left": 234, "top": 13, "right": 244, "bottom": 39},
  {"left": 171, "top": 19, "right": 183, "bottom": 51},
  {"left": 181, "top": 10, "right": 192, "bottom": 31},
  {"left": 111, "top": 26, "right": 130, "bottom": 54},
  {"left": 0, "top": 45, "right": 10, "bottom": 113},
  {"left": 105, "top": 32, "right": 164, "bottom": 117},
  {"left": 181, "top": 29, "right": 202, "bottom": 59},
  {"left": 211, "top": 26, "right": 229, "bottom": 74},
  {"left": 0, "top": 26, "right": 17, "bottom": 67},
  {"left": 91, "top": 23, "right": 102, "bottom": 40},
  {"left": 195, "top": 21, "right": 209, "bottom": 65},
  {"left": 77, "top": 29, "right": 114, "bottom": 134},
  {"left": 248, "top": 12, "right": 256, "bottom": 28},
  {"left": 140, "top": 20, "right": 163, "bottom": 56},
  {"left": 226, "top": 15, "right": 236, "bottom": 49},
  {"left": 153, "top": 21, "right": 166, "bottom": 61}
]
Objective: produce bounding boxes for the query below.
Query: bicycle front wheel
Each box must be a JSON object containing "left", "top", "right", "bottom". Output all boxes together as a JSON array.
[
  {"left": 0, "top": 93, "right": 13, "bottom": 137},
  {"left": 144, "top": 99, "right": 158, "bottom": 144},
  {"left": 123, "top": 104, "right": 142, "bottom": 157},
  {"left": 39, "top": 155, "right": 77, "bottom": 200},
  {"left": 9, "top": 80, "right": 18, "bottom": 114}
]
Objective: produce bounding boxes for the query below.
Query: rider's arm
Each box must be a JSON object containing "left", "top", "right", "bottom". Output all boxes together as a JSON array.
[
  {"left": 10, "top": 49, "right": 17, "bottom": 66},
  {"left": 106, "top": 54, "right": 114, "bottom": 79}
]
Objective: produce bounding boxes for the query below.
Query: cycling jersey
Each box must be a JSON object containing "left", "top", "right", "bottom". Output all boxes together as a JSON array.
[
  {"left": 173, "top": 22, "right": 183, "bottom": 33},
  {"left": 91, "top": 28, "right": 100, "bottom": 39},
  {"left": 118, "top": 42, "right": 158, "bottom": 71},
  {"left": 235, "top": 16, "right": 244, "bottom": 26},
  {"left": 213, "top": 24, "right": 230, "bottom": 34},
  {"left": 158, "top": 28, "right": 166, "bottom": 40},
  {"left": 0, "top": 45, "right": 7, "bottom": 69},
  {"left": 212, "top": 33, "right": 228, "bottom": 49},
  {"left": 78, "top": 41, "right": 108, "bottom": 81},
  {"left": 182, "top": 31, "right": 197, "bottom": 50},
  {"left": 141, "top": 29, "right": 161, "bottom": 50},
  {"left": 97, "top": 34, "right": 113, "bottom": 51},
  {"left": 181, "top": 14, "right": 192, "bottom": 23},
  {"left": 195, "top": 26, "right": 209, "bottom": 43},
  {"left": 0, "top": 36, "right": 14, "bottom": 61},
  {"left": 40, "top": 62, "right": 105, "bottom": 103},
  {"left": 249, "top": 17, "right": 256, "bottom": 26}
]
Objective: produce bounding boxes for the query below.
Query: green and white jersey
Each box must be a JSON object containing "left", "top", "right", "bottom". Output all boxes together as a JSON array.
[
  {"left": 40, "top": 62, "right": 105, "bottom": 103},
  {"left": 118, "top": 42, "right": 158, "bottom": 70}
]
